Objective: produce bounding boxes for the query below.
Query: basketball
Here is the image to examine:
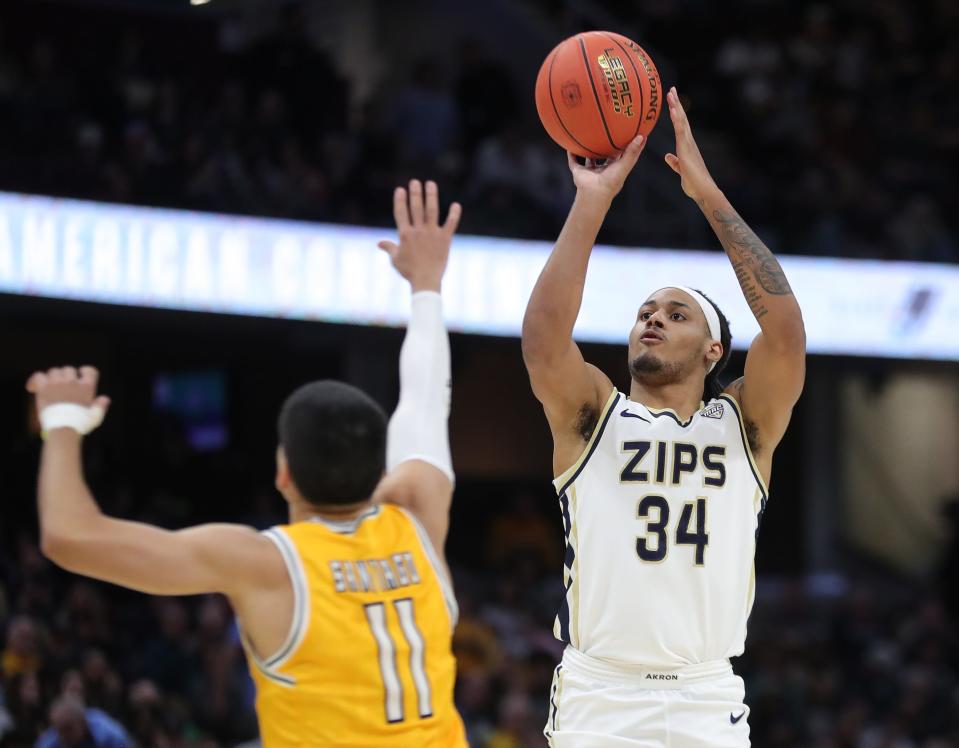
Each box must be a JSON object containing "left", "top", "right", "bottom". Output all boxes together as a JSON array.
[{"left": 535, "top": 31, "right": 662, "bottom": 159}]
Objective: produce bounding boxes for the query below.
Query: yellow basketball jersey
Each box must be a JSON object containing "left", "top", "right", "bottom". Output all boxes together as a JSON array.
[{"left": 243, "top": 504, "right": 467, "bottom": 747}]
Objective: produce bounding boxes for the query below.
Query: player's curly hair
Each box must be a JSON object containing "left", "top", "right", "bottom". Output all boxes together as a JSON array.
[
  {"left": 278, "top": 381, "right": 387, "bottom": 507},
  {"left": 693, "top": 288, "right": 733, "bottom": 403}
]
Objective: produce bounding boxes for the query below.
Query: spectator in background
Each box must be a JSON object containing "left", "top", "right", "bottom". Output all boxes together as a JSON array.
[
  {"left": 35, "top": 695, "right": 130, "bottom": 748},
  {"left": 190, "top": 595, "right": 255, "bottom": 741},
  {"left": 59, "top": 584, "right": 110, "bottom": 654},
  {"left": 1, "top": 617, "right": 40, "bottom": 679},
  {"left": 454, "top": 39, "right": 518, "bottom": 158},
  {"left": 470, "top": 123, "right": 574, "bottom": 225},
  {"left": 78, "top": 651, "right": 122, "bottom": 717},
  {"left": 887, "top": 196, "right": 958, "bottom": 263},
  {"left": 1, "top": 672, "right": 47, "bottom": 745},
  {"left": 0, "top": 0, "right": 954, "bottom": 261},
  {"left": 391, "top": 59, "right": 458, "bottom": 171},
  {"left": 122, "top": 680, "right": 164, "bottom": 748},
  {"left": 484, "top": 492, "right": 560, "bottom": 571},
  {"left": 139, "top": 599, "right": 194, "bottom": 698}
]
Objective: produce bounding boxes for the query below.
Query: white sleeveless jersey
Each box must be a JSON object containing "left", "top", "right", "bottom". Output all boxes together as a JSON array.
[{"left": 552, "top": 389, "right": 768, "bottom": 668}]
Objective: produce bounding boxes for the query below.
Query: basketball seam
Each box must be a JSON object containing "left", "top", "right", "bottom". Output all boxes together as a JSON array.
[
  {"left": 547, "top": 48, "right": 607, "bottom": 160},
  {"left": 599, "top": 32, "right": 645, "bottom": 142},
  {"left": 577, "top": 35, "right": 623, "bottom": 153}
]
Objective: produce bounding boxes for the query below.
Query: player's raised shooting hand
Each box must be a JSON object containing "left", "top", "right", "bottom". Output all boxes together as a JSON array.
[
  {"left": 26, "top": 366, "right": 111, "bottom": 437},
  {"left": 664, "top": 87, "right": 719, "bottom": 204},
  {"left": 567, "top": 135, "right": 646, "bottom": 205},
  {"left": 378, "top": 179, "right": 462, "bottom": 293}
]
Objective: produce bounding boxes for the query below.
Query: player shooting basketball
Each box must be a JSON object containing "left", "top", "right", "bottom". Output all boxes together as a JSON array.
[
  {"left": 523, "top": 87, "right": 806, "bottom": 747},
  {"left": 27, "top": 181, "right": 469, "bottom": 747}
]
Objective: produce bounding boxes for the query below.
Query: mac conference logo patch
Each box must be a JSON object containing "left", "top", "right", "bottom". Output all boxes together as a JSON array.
[{"left": 701, "top": 402, "right": 724, "bottom": 419}]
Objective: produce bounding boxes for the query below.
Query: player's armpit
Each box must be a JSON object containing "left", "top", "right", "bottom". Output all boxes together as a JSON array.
[
  {"left": 727, "top": 329, "right": 806, "bottom": 455},
  {"left": 373, "top": 460, "right": 452, "bottom": 554},
  {"left": 42, "top": 519, "right": 284, "bottom": 597}
]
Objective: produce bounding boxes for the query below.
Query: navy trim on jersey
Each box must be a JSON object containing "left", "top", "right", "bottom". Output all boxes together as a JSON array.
[
  {"left": 555, "top": 392, "right": 621, "bottom": 497},
  {"left": 558, "top": 491, "right": 573, "bottom": 545},
  {"left": 646, "top": 408, "right": 695, "bottom": 427},
  {"left": 717, "top": 394, "right": 769, "bottom": 515},
  {"left": 556, "top": 593, "right": 571, "bottom": 643},
  {"left": 556, "top": 491, "right": 575, "bottom": 643},
  {"left": 548, "top": 664, "right": 562, "bottom": 732}
]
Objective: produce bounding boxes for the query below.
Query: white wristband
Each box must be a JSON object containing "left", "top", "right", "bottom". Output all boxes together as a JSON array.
[{"left": 40, "top": 403, "right": 105, "bottom": 437}]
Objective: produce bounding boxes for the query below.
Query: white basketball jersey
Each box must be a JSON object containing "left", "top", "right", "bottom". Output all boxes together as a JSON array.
[{"left": 553, "top": 389, "right": 768, "bottom": 668}]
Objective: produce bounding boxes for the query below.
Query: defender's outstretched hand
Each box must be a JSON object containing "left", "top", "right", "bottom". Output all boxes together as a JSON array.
[
  {"left": 27, "top": 366, "right": 111, "bottom": 425},
  {"left": 567, "top": 135, "right": 647, "bottom": 203},
  {"left": 378, "top": 179, "right": 462, "bottom": 292},
  {"left": 664, "top": 87, "right": 719, "bottom": 204}
]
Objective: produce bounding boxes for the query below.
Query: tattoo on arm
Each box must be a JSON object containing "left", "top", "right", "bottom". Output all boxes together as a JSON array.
[{"left": 711, "top": 209, "right": 792, "bottom": 320}]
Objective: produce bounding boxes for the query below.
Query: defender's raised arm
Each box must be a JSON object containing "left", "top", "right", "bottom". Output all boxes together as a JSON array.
[
  {"left": 522, "top": 137, "right": 646, "bottom": 473},
  {"left": 373, "top": 179, "right": 461, "bottom": 555}
]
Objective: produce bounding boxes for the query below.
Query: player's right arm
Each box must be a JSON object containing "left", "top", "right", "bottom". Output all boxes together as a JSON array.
[
  {"left": 373, "top": 180, "right": 461, "bottom": 556},
  {"left": 522, "top": 137, "right": 647, "bottom": 473}
]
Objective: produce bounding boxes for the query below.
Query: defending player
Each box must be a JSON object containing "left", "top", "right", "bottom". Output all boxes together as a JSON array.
[
  {"left": 27, "top": 180, "right": 468, "bottom": 747},
  {"left": 522, "top": 87, "right": 806, "bottom": 747}
]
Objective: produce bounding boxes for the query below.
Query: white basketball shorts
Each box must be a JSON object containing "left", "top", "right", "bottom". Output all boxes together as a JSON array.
[{"left": 544, "top": 646, "right": 750, "bottom": 748}]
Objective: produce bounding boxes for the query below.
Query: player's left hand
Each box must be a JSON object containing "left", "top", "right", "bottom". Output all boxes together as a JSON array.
[
  {"left": 26, "top": 366, "right": 111, "bottom": 421},
  {"left": 379, "top": 179, "right": 462, "bottom": 293},
  {"left": 664, "top": 87, "right": 720, "bottom": 204}
]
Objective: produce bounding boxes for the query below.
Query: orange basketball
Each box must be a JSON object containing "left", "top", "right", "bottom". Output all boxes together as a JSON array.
[{"left": 535, "top": 31, "right": 662, "bottom": 159}]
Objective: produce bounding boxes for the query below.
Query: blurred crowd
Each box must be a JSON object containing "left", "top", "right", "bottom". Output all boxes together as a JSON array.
[
  {"left": 544, "top": 0, "right": 959, "bottom": 260},
  {"left": 1, "top": 0, "right": 958, "bottom": 742},
  {"left": 2, "top": 487, "right": 958, "bottom": 748},
  {"left": 0, "top": 0, "right": 955, "bottom": 260}
]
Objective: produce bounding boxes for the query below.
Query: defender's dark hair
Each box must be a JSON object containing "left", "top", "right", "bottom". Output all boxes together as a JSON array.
[
  {"left": 693, "top": 288, "right": 733, "bottom": 403},
  {"left": 278, "top": 380, "right": 387, "bottom": 507}
]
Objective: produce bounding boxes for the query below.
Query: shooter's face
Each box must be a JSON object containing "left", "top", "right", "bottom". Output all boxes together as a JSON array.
[{"left": 627, "top": 288, "right": 715, "bottom": 386}]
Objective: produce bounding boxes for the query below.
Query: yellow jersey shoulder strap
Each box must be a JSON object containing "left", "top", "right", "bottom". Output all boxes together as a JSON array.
[
  {"left": 389, "top": 505, "right": 458, "bottom": 626},
  {"left": 242, "top": 526, "right": 310, "bottom": 687}
]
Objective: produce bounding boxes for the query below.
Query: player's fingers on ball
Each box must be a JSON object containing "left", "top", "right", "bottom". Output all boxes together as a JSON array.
[
  {"left": 424, "top": 180, "right": 440, "bottom": 225},
  {"left": 443, "top": 202, "right": 462, "bottom": 234},
  {"left": 408, "top": 179, "right": 425, "bottom": 225},
  {"left": 392, "top": 186, "right": 410, "bottom": 231}
]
